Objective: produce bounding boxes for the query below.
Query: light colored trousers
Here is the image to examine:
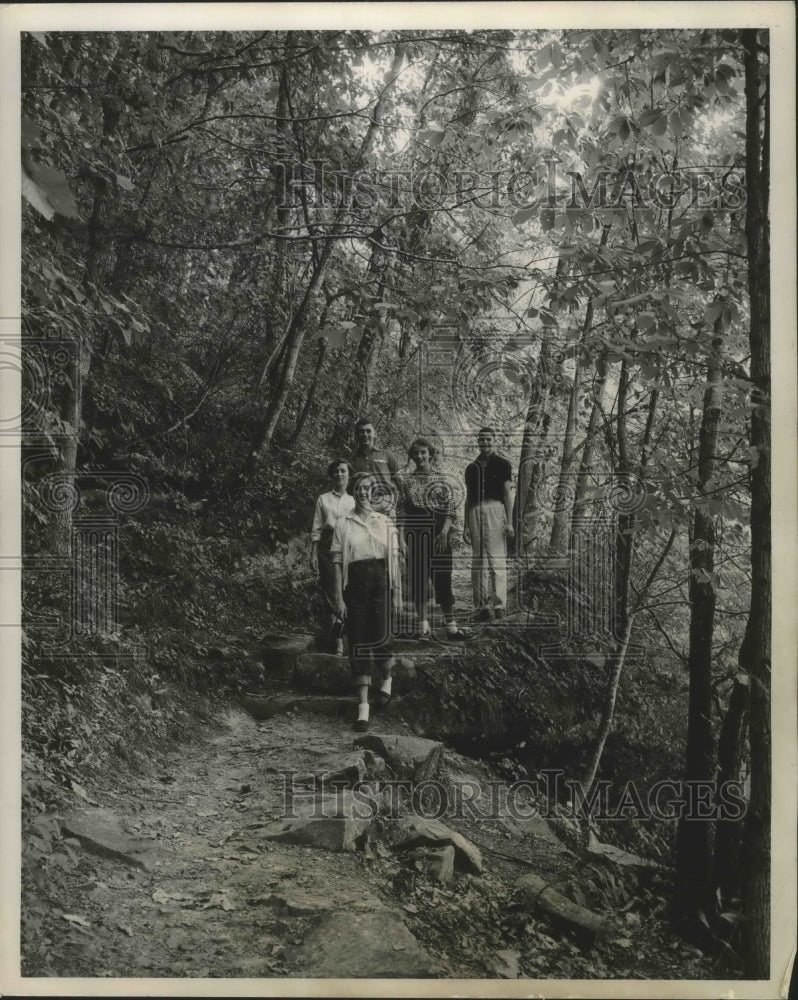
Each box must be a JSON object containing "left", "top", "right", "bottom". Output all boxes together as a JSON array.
[{"left": 469, "top": 500, "right": 508, "bottom": 610}]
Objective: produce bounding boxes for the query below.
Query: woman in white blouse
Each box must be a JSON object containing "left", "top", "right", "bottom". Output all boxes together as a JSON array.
[
  {"left": 311, "top": 458, "right": 355, "bottom": 654},
  {"left": 331, "top": 471, "right": 401, "bottom": 732}
]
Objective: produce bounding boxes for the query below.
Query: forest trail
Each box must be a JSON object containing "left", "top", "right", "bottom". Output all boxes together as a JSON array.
[
  {"left": 24, "top": 634, "right": 709, "bottom": 982},
  {"left": 25, "top": 700, "right": 575, "bottom": 979}
]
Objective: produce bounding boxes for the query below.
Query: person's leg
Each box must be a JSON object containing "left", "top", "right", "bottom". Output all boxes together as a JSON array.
[
  {"left": 483, "top": 501, "right": 508, "bottom": 611},
  {"left": 343, "top": 565, "right": 372, "bottom": 730},
  {"left": 366, "top": 563, "right": 394, "bottom": 702},
  {"left": 407, "top": 525, "right": 432, "bottom": 637},
  {"left": 318, "top": 532, "right": 342, "bottom": 652},
  {"left": 470, "top": 505, "right": 491, "bottom": 619},
  {"left": 433, "top": 547, "right": 463, "bottom": 637}
]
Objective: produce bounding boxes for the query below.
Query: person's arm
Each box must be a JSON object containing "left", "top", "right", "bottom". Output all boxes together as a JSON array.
[
  {"left": 333, "top": 563, "right": 346, "bottom": 619},
  {"left": 387, "top": 519, "right": 402, "bottom": 612},
  {"left": 330, "top": 520, "right": 347, "bottom": 618},
  {"left": 395, "top": 480, "right": 407, "bottom": 557},
  {"left": 463, "top": 465, "right": 473, "bottom": 544},
  {"left": 503, "top": 473, "right": 515, "bottom": 538},
  {"left": 310, "top": 496, "right": 324, "bottom": 563}
]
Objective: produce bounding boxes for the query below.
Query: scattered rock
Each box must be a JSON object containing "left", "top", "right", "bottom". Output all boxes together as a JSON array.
[
  {"left": 291, "top": 910, "right": 439, "bottom": 977},
  {"left": 353, "top": 732, "right": 444, "bottom": 781},
  {"left": 260, "top": 791, "right": 373, "bottom": 853},
  {"left": 500, "top": 812, "right": 569, "bottom": 850},
  {"left": 312, "top": 749, "right": 387, "bottom": 789},
  {"left": 387, "top": 816, "right": 482, "bottom": 874},
  {"left": 587, "top": 831, "right": 660, "bottom": 868},
  {"left": 406, "top": 844, "right": 455, "bottom": 884},
  {"left": 492, "top": 948, "right": 519, "bottom": 979},
  {"left": 249, "top": 884, "right": 386, "bottom": 915},
  {"left": 61, "top": 809, "right": 158, "bottom": 871}
]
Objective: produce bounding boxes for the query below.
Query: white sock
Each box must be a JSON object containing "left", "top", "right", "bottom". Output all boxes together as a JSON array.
[
  {"left": 445, "top": 619, "right": 459, "bottom": 633},
  {"left": 357, "top": 702, "right": 370, "bottom": 723},
  {"left": 419, "top": 619, "right": 430, "bottom": 634},
  {"left": 379, "top": 676, "right": 392, "bottom": 698}
]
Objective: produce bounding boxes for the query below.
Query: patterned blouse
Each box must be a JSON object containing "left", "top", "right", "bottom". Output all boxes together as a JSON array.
[{"left": 397, "top": 470, "right": 461, "bottom": 534}]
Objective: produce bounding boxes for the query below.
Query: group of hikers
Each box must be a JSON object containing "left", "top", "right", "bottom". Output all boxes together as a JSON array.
[{"left": 310, "top": 417, "right": 514, "bottom": 732}]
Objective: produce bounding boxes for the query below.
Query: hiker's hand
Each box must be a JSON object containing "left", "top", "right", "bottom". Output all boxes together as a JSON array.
[
  {"left": 463, "top": 527, "right": 471, "bottom": 545},
  {"left": 434, "top": 529, "right": 449, "bottom": 554},
  {"left": 335, "top": 597, "right": 347, "bottom": 620}
]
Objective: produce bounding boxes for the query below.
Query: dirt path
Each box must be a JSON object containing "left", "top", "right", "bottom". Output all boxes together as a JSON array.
[{"left": 24, "top": 694, "right": 710, "bottom": 982}]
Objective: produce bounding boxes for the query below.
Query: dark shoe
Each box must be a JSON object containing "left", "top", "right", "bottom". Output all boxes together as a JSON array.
[
  {"left": 374, "top": 676, "right": 393, "bottom": 706},
  {"left": 494, "top": 608, "right": 506, "bottom": 620},
  {"left": 443, "top": 629, "right": 468, "bottom": 642},
  {"left": 413, "top": 629, "right": 432, "bottom": 641},
  {"left": 353, "top": 717, "right": 369, "bottom": 732},
  {"left": 474, "top": 608, "right": 492, "bottom": 623}
]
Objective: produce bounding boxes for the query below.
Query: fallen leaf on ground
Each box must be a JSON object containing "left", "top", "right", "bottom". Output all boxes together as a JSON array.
[{"left": 62, "top": 913, "right": 90, "bottom": 927}]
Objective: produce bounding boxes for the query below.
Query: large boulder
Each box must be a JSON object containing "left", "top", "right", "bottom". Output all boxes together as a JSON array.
[
  {"left": 312, "top": 749, "right": 387, "bottom": 789},
  {"left": 61, "top": 808, "right": 158, "bottom": 871},
  {"left": 353, "top": 732, "right": 444, "bottom": 781},
  {"left": 406, "top": 844, "right": 455, "bottom": 884},
  {"left": 260, "top": 790, "right": 375, "bottom": 852}
]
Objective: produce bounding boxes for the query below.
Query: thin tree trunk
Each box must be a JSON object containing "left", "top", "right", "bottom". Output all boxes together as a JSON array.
[
  {"left": 571, "top": 348, "right": 609, "bottom": 527},
  {"left": 244, "top": 46, "right": 404, "bottom": 472},
  {"left": 51, "top": 42, "right": 127, "bottom": 555},
  {"left": 674, "top": 313, "right": 724, "bottom": 924},
  {"left": 739, "top": 27, "right": 771, "bottom": 979},
  {"left": 514, "top": 335, "right": 554, "bottom": 548},
  {"left": 549, "top": 225, "right": 610, "bottom": 553},
  {"left": 580, "top": 615, "right": 633, "bottom": 793},
  {"left": 290, "top": 337, "right": 327, "bottom": 445}
]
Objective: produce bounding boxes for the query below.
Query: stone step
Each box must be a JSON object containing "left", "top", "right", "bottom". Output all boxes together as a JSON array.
[
  {"left": 261, "top": 633, "right": 315, "bottom": 679},
  {"left": 293, "top": 653, "right": 417, "bottom": 694},
  {"left": 240, "top": 692, "right": 354, "bottom": 721}
]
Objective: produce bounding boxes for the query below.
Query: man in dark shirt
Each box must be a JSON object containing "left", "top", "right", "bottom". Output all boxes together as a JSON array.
[
  {"left": 348, "top": 416, "right": 400, "bottom": 518},
  {"left": 463, "top": 427, "right": 514, "bottom": 621}
]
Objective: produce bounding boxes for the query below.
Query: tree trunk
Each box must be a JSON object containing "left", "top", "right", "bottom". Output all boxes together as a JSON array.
[
  {"left": 571, "top": 348, "right": 609, "bottom": 528},
  {"left": 549, "top": 225, "right": 610, "bottom": 553},
  {"left": 290, "top": 337, "right": 327, "bottom": 445},
  {"left": 739, "top": 27, "right": 771, "bottom": 979},
  {"left": 674, "top": 314, "right": 724, "bottom": 924},
  {"left": 244, "top": 46, "right": 404, "bottom": 473},
  {"left": 514, "top": 335, "right": 554, "bottom": 548},
  {"left": 712, "top": 679, "right": 750, "bottom": 905},
  {"left": 580, "top": 614, "right": 633, "bottom": 794},
  {"left": 51, "top": 43, "right": 128, "bottom": 556}
]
